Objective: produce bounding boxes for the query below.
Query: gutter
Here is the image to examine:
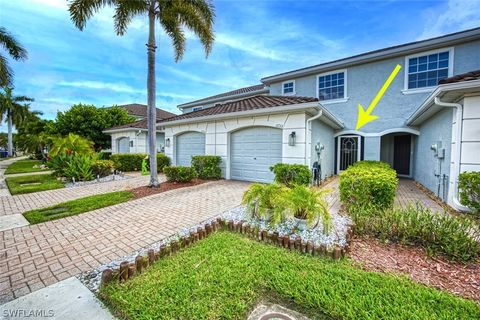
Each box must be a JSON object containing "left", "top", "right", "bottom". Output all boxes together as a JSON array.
[
  {"left": 433, "top": 96, "right": 471, "bottom": 212},
  {"left": 305, "top": 108, "right": 324, "bottom": 166}
]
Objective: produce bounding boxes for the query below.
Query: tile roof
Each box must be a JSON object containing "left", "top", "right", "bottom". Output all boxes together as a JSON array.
[
  {"left": 104, "top": 119, "right": 150, "bottom": 131},
  {"left": 178, "top": 84, "right": 267, "bottom": 108},
  {"left": 438, "top": 69, "right": 480, "bottom": 84},
  {"left": 162, "top": 95, "right": 318, "bottom": 123},
  {"left": 119, "top": 103, "right": 176, "bottom": 120}
]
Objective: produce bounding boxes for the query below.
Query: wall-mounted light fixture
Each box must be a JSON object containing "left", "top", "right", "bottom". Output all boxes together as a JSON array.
[
  {"left": 288, "top": 131, "right": 296, "bottom": 146},
  {"left": 165, "top": 138, "right": 171, "bottom": 148}
]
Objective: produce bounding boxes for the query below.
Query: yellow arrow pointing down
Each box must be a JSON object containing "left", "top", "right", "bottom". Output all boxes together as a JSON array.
[{"left": 355, "top": 64, "right": 402, "bottom": 130}]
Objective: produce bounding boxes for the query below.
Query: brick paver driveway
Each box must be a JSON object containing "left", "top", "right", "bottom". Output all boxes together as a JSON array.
[
  {"left": 0, "top": 180, "right": 249, "bottom": 303},
  {"left": 0, "top": 174, "right": 154, "bottom": 216}
]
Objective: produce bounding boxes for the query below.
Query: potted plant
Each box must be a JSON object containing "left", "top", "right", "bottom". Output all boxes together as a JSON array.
[
  {"left": 242, "top": 183, "right": 286, "bottom": 221},
  {"left": 281, "top": 185, "right": 332, "bottom": 232}
]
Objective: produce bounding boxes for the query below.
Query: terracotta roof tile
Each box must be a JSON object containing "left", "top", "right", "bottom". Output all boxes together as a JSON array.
[
  {"left": 178, "top": 84, "right": 267, "bottom": 107},
  {"left": 119, "top": 103, "right": 176, "bottom": 120},
  {"left": 438, "top": 70, "right": 480, "bottom": 84},
  {"left": 162, "top": 95, "right": 318, "bottom": 123}
]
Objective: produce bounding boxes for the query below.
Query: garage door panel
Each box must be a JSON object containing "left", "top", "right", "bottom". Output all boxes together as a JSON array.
[
  {"left": 176, "top": 132, "right": 205, "bottom": 166},
  {"left": 230, "top": 127, "right": 282, "bottom": 183}
]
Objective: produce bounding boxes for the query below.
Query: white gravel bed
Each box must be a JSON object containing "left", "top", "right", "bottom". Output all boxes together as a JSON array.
[
  {"left": 64, "top": 174, "right": 132, "bottom": 188},
  {"left": 221, "top": 205, "right": 352, "bottom": 248}
]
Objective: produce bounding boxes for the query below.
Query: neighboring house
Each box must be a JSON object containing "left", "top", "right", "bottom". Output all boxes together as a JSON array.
[
  {"left": 157, "top": 27, "right": 480, "bottom": 211},
  {"left": 104, "top": 104, "right": 176, "bottom": 154}
]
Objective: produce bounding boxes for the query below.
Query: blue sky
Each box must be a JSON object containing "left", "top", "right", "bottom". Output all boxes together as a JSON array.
[{"left": 1, "top": 0, "right": 479, "bottom": 132}]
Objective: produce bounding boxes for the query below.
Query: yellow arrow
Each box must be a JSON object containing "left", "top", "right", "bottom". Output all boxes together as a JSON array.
[{"left": 355, "top": 64, "right": 402, "bottom": 130}]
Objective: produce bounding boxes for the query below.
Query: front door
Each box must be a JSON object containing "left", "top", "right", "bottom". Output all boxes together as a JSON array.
[
  {"left": 338, "top": 136, "right": 360, "bottom": 171},
  {"left": 393, "top": 135, "right": 411, "bottom": 175}
]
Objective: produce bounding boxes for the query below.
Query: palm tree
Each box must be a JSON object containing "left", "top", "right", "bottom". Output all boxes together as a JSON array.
[
  {"left": 0, "top": 86, "right": 34, "bottom": 156},
  {"left": 68, "top": 0, "right": 215, "bottom": 187},
  {"left": 0, "top": 27, "right": 28, "bottom": 87}
]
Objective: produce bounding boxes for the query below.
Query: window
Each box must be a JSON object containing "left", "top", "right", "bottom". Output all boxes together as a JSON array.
[
  {"left": 318, "top": 71, "right": 345, "bottom": 101},
  {"left": 192, "top": 106, "right": 203, "bottom": 112},
  {"left": 407, "top": 50, "right": 450, "bottom": 89},
  {"left": 282, "top": 81, "right": 295, "bottom": 95}
]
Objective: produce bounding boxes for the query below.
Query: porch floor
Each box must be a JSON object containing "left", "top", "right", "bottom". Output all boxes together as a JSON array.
[{"left": 323, "top": 177, "right": 445, "bottom": 214}]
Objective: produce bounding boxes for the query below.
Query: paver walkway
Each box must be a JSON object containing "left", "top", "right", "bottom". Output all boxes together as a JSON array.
[
  {"left": 0, "top": 180, "right": 248, "bottom": 303},
  {"left": 0, "top": 175, "right": 153, "bottom": 216}
]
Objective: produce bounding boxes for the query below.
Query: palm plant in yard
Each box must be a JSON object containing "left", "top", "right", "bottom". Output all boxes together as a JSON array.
[
  {"left": 68, "top": 0, "right": 215, "bottom": 187},
  {"left": 0, "top": 26, "right": 28, "bottom": 87},
  {"left": 242, "top": 183, "right": 287, "bottom": 220},
  {"left": 0, "top": 86, "right": 34, "bottom": 156}
]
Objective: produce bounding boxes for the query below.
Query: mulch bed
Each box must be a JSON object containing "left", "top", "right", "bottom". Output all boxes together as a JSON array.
[
  {"left": 130, "top": 179, "right": 207, "bottom": 199},
  {"left": 349, "top": 236, "right": 480, "bottom": 302}
]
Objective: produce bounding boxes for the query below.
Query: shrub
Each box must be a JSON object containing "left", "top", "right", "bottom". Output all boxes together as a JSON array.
[
  {"left": 156, "top": 153, "right": 171, "bottom": 173},
  {"left": 164, "top": 166, "right": 197, "bottom": 182},
  {"left": 191, "top": 156, "right": 222, "bottom": 179},
  {"left": 62, "top": 154, "right": 94, "bottom": 181},
  {"left": 48, "top": 133, "right": 94, "bottom": 157},
  {"left": 458, "top": 171, "right": 480, "bottom": 214},
  {"left": 242, "top": 183, "right": 286, "bottom": 220},
  {"left": 111, "top": 153, "right": 146, "bottom": 171},
  {"left": 350, "top": 204, "right": 480, "bottom": 262},
  {"left": 269, "top": 163, "right": 312, "bottom": 187},
  {"left": 340, "top": 161, "right": 398, "bottom": 211},
  {"left": 91, "top": 160, "right": 114, "bottom": 177}
]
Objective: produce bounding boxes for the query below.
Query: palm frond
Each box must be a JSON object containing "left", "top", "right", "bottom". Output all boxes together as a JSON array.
[
  {"left": 0, "top": 53, "right": 14, "bottom": 86},
  {"left": 159, "top": 9, "right": 186, "bottom": 61},
  {"left": 68, "top": 0, "right": 117, "bottom": 30},
  {"left": 114, "top": 0, "right": 148, "bottom": 35},
  {"left": 0, "top": 27, "right": 28, "bottom": 60}
]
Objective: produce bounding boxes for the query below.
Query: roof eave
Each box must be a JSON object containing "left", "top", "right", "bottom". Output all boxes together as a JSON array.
[
  {"left": 262, "top": 28, "right": 480, "bottom": 84},
  {"left": 177, "top": 88, "right": 269, "bottom": 109},
  {"left": 406, "top": 79, "right": 480, "bottom": 126},
  {"left": 159, "top": 101, "right": 321, "bottom": 127}
]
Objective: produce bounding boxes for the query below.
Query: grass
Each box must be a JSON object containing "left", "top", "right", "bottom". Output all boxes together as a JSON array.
[
  {"left": 101, "top": 232, "right": 480, "bottom": 320},
  {"left": 6, "top": 174, "right": 64, "bottom": 195},
  {"left": 5, "top": 159, "right": 47, "bottom": 174},
  {"left": 23, "top": 191, "right": 135, "bottom": 224}
]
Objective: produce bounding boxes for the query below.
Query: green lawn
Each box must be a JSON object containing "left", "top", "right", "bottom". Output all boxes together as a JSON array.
[
  {"left": 101, "top": 232, "right": 480, "bottom": 320},
  {"left": 6, "top": 174, "right": 64, "bottom": 195},
  {"left": 23, "top": 191, "right": 134, "bottom": 224},
  {"left": 5, "top": 159, "right": 47, "bottom": 174}
]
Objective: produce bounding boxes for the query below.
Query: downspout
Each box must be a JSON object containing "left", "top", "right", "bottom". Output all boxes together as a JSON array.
[
  {"left": 433, "top": 96, "right": 470, "bottom": 212},
  {"left": 305, "top": 107, "right": 323, "bottom": 166}
]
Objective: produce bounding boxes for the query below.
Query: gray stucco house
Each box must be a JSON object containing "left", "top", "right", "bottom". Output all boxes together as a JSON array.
[
  {"left": 104, "top": 104, "right": 175, "bottom": 154},
  {"left": 157, "top": 28, "right": 480, "bottom": 211}
]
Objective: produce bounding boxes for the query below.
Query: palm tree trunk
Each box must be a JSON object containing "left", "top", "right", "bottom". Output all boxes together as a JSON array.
[
  {"left": 7, "top": 111, "right": 13, "bottom": 157},
  {"left": 147, "top": 2, "right": 159, "bottom": 187}
]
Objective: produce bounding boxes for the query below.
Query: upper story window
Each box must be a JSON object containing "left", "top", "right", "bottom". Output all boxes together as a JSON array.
[
  {"left": 318, "top": 71, "right": 345, "bottom": 101},
  {"left": 282, "top": 81, "right": 295, "bottom": 95},
  {"left": 192, "top": 106, "right": 203, "bottom": 112},
  {"left": 406, "top": 49, "right": 452, "bottom": 90}
]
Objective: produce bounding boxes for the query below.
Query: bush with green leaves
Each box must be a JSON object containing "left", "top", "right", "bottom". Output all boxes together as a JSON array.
[
  {"left": 191, "top": 155, "right": 221, "bottom": 179},
  {"left": 458, "top": 171, "right": 479, "bottom": 214},
  {"left": 62, "top": 154, "right": 94, "bottom": 181},
  {"left": 156, "top": 153, "right": 171, "bottom": 173},
  {"left": 110, "top": 153, "right": 146, "bottom": 172},
  {"left": 349, "top": 203, "right": 480, "bottom": 262},
  {"left": 340, "top": 161, "right": 398, "bottom": 211},
  {"left": 91, "top": 160, "right": 114, "bottom": 177},
  {"left": 164, "top": 166, "right": 197, "bottom": 182},
  {"left": 242, "top": 183, "right": 286, "bottom": 220},
  {"left": 48, "top": 133, "right": 94, "bottom": 157},
  {"left": 269, "top": 163, "right": 312, "bottom": 187}
]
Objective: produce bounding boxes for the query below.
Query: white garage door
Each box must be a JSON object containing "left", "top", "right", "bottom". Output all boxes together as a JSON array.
[
  {"left": 117, "top": 137, "right": 129, "bottom": 153},
  {"left": 176, "top": 132, "right": 205, "bottom": 166},
  {"left": 230, "top": 127, "right": 282, "bottom": 182}
]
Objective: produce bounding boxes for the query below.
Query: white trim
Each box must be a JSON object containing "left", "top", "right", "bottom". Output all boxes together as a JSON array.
[
  {"left": 403, "top": 47, "right": 454, "bottom": 92},
  {"left": 337, "top": 135, "right": 361, "bottom": 172},
  {"left": 282, "top": 80, "right": 296, "bottom": 96},
  {"left": 316, "top": 69, "right": 348, "bottom": 102},
  {"left": 333, "top": 127, "right": 420, "bottom": 137}
]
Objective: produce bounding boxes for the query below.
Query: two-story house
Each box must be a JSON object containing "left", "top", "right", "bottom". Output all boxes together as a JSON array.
[{"left": 158, "top": 28, "right": 480, "bottom": 211}]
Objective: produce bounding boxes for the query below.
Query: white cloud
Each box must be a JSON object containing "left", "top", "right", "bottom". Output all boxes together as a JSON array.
[
  {"left": 163, "top": 65, "right": 249, "bottom": 89},
  {"left": 419, "top": 0, "right": 480, "bottom": 39},
  {"left": 215, "top": 33, "right": 290, "bottom": 61},
  {"left": 59, "top": 80, "right": 143, "bottom": 94}
]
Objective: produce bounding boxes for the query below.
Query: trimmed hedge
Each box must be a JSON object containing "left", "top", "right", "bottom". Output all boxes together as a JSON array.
[
  {"left": 349, "top": 204, "right": 480, "bottom": 262},
  {"left": 156, "top": 153, "right": 171, "bottom": 173},
  {"left": 91, "top": 160, "right": 114, "bottom": 177},
  {"left": 269, "top": 163, "right": 311, "bottom": 187},
  {"left": 191, "top": 156, "right": 221, "bottom": 179},
  {"left": 111, "top": 154, "right": 146, "bottom": 172},
  {"left": 458, "top": 171, "right": 479, "bottom": 214},
  {"left": 340, "top": 161, "right": 398, "bottom": 211},
  {"left": 164, "top": 166, "right": 197, "bottom": 182}
]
